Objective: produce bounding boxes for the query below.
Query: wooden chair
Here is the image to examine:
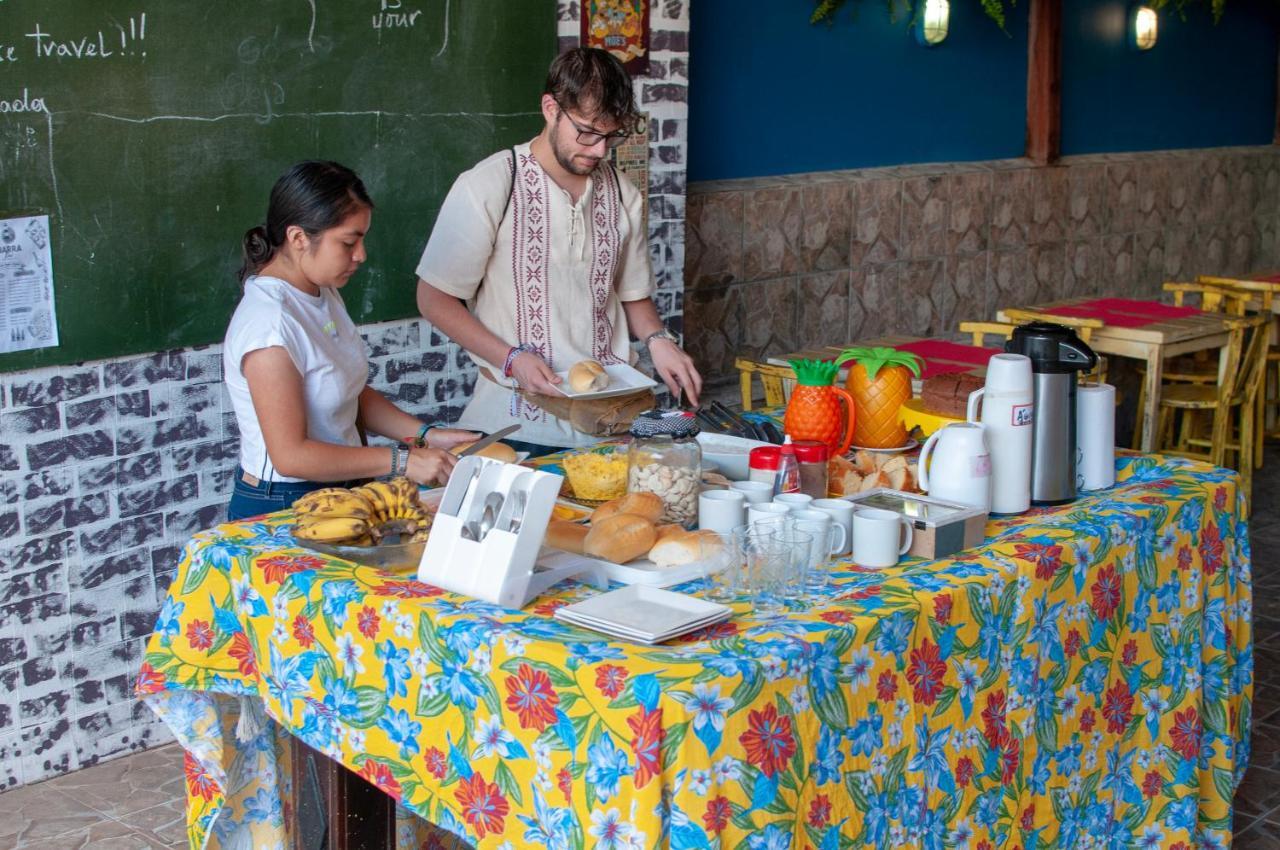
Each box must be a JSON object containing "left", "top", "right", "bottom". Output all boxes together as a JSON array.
[
  {"left": 734, "top": 358, "right": 793, "bottom": 411},
  {"left": 1155, "top": 314, "right": 1268, "bottom": 509}
]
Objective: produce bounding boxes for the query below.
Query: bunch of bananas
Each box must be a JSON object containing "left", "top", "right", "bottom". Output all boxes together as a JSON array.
[{"left": 292, "top": 477, "right": 432, "bottom": 546}]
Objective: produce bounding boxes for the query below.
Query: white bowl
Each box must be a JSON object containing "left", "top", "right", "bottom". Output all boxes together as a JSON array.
[{"left": 696, "top": 432, "right": 772, "bottom": 481}]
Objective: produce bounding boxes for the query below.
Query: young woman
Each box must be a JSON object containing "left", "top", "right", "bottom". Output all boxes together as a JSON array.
[{"left": 225, "top": 161, "right": 476, "bottom": 521}]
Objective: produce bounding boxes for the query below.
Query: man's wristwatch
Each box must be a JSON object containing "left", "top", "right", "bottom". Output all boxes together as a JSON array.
[{"left": 643, "top": 327, "right": 680, "bottom": 348}]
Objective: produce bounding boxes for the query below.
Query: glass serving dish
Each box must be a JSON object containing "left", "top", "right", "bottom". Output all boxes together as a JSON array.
[{"left": 295, "top": 535, "right": 426, "bottom": 572}]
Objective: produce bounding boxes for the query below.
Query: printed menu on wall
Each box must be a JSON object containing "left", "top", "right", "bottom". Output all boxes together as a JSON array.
[{"left": 0, "top": 215, "right": 59, "bottom": 354}]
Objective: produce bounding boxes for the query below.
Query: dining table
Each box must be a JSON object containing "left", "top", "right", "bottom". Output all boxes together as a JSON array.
[
  {"left": 138, "top": 445, "right": 1253, "bottom": 850},
  {"left": 995, "top": 297, "right": 1236, "bottom": 453}
]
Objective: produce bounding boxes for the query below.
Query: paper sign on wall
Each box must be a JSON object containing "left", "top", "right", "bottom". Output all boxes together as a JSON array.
[{"left": 0, "top": 215, "right": 58, "bottom": 354}]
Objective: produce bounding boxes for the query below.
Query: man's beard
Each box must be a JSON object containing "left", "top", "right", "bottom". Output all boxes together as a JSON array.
[{"left": 550, "top": 122, "right": 601, "bottom": 177}]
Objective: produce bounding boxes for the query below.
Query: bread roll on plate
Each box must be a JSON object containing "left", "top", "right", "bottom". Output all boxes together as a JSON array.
[
  {"left": 584, "top": 514, "right": 656, "bottom": 563},
  {"left": 649, "top": 529, "right": 725, "bottom": 568},
  {"left": 590, "top": 492, "right": 664, "bottom": 525},
  {"left": 568, "top": 360, "right": 610, "bottom": 393},
  {"left": 545, "top": 520, "right": 589, "bottom": 554},
  {"left": 451, "top": 441, "right": 519, "bottom": 463}
]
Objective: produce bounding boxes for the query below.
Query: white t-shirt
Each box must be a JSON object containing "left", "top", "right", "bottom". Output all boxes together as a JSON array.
[
  {"left": 416, "top": 142, "right": 653, "bottom": 448},
  {"left": 223, "top": 275, "right": 369, "bottom": 483}
]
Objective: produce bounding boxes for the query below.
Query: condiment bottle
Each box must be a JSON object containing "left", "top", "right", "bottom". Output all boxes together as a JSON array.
[
  {"left": 748, "top": 446, "right": 781, "bottom": 489},
  {"left": 775, "top": 436, "right": 801, "bottom": 496},
  {"left": 792, "top": 440, "right": 830, "bottom": 499}
]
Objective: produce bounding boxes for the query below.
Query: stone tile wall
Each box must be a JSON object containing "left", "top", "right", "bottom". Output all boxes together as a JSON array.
[
  {"left": 684, "top": 147, "right": 1280, "bottom": 395},
  {"left": 0, "top": 3, "right": 689, "bottom": 791}
]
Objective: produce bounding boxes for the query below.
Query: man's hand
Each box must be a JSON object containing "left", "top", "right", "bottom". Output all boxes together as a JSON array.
[
  {"left": 509, "top": 351, "right": 563, "bottom": 396},
  {"left": 649, "top": 338, "right": 702, "bottom": 406}
]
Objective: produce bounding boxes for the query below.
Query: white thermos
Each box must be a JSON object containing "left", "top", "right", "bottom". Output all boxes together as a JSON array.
[{"left": 966, "top": 353, "right": 1034, "bottom": 515}]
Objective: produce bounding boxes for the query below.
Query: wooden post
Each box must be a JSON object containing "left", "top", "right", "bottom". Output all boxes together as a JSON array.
[
  {"left": 1026, "top": 0, "right": 1062, "bottom": 165},
  {"left": 1274, "top": 38, "right": 1280, "bottom": 144}
]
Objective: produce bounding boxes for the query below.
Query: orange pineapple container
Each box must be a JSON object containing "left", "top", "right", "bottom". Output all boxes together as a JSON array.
[
  {"left": 835, "top": 347, "right": 923, "bottom": 449},
  {"left": 783, "top": 359, "right": 855, "bottom": 456}
]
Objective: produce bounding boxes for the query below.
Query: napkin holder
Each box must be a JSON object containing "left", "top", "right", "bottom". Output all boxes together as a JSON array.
[{"left": 418, "top": 457, "right": 608, "bottom": 608}]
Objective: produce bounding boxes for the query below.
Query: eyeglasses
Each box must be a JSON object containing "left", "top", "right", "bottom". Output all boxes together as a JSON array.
[{"left": 556, "top": 103, "right": 631, "bottom": 149}]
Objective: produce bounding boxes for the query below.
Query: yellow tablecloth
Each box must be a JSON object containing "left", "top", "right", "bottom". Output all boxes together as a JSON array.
[{"left": 139, "top": 453, "right": 1253, "bottom": 850}]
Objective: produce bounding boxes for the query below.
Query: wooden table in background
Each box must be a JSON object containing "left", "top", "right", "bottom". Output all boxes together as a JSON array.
[{"left": 997, "top": 298, "right": 1234, "bottom": 453}]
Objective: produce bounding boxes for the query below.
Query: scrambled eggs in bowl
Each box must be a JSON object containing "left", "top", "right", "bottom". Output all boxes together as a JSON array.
[{"left": 562, "top": 446, "right": 628, "bottom": 501}]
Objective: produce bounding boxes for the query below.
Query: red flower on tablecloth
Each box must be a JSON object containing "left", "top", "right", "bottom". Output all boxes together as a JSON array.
[
  {"left": 977, "top": 843, "right": 992, "bottom": 850},
  {"left": 1214, "top": 486, "right": 1228, "bottom": 512},
  {"left": 184, "top": 751, "right": 219, "bottom": 802},
  {"left": 1198, "top": 523, "right": 1224, "bottom": 575},
  {"left": 1170, "top": 707, "right": 1202, "bottom": 760},
  {"left": 982, "top": 690, "right": 1008, "bottom": 747},
  {"left": 185, "top": 619, "right": 214, "bottom": 651},
  {"left": 688, "top": 621, "right": 739, "bottom": 641},
  {"left": 906, "top": 639, "right": 946, "bottom": 705},
  {"left": 358, "top": 759, "right": 402, "bottom": 798},
  {"left": 933, "top": 594, "right": 952, "bottom": 625},
  {"left": 533, "top": 599, "right": 569, "bottom": 617},
  {"left": 228, "top": 632, "right": 257, "bottom": 678},
  {"left": 1064, "top": 629, "right": 1082, "bottom": 657},
  {"left": 1021, "top": 804, "right": 1035, "bottom": 831},
  {"left": 258, "top": 554, "right": 322, "bottom": 584},
  {"left": 845, "top": 584, "right": 882, "bottom": 601},
  {"left": 455, "top": 772, "right": 508, "bottom": 838},
  {"left": 1091, "top": 564, "right": 1121, "bottom": 622},
  {"left": 1000, "top": 734, "right": 1021, "bottom": 784},
  {"left": 1080, "top": 707, "right": 1096, "bottom": 733},
  {"left": 371, "top": 580, "right": 444, "bottom": 598},
  {"left": 956, "top": 756, "right": 975, "bottom": 788},
  {"left": 1170, "top": 843, "right": 1191, "bottom": 850},
  {"left": 1014, "top": 543, "right": 1063, "bottom": 581},
  {"left": 1177, "top": 545, "right": 1193, "bottom": 571},
  {"left": 505, "top": 663, "right": 560, "bottom": 731},
  {"left": 292, "top": 614, "right": 316, "bottom": 648},
  {"left": 357, "top": 606, "right": 381, "bottom": 639},
  {"left": 136, "top": 662, "right": 166, "bottom": 694},
  {"left": 628, "top": 706, "right": 664, "bottom": 788},
  {"left": 1143, "top": 770, "right": 1163, "bottom": 798},
  {"left": 808, "top": 794, "right": 832, "bottom": 828},
  {"left": 1103, "top": 680, "right": 1135, "bottom": 734},
  {"left": 740, "top": 703, "right": 796, "bottom": 778},
  {"left": 423, "top": 747, "right": 448, "bottom": 779},
  {"left": 876, "top": 671, "right": 898, "bottom": 702},
  {"left": 1122, "top": 640, "right": 1139, "bottom": 666},
  {"left": 703, "top": 796, "right": 731, "bottom": 832},
  {"left": 595, "top": 664, "right": 628, "bottom": 698},
  {"left": 557, "top": 767, "right": 573, "bottom": 804},
  {"left": 821, "top": 609, "right": 854, "bottom": 624}
]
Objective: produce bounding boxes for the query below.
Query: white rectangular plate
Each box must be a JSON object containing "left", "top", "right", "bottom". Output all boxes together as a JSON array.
[
  {"left": 557, "top": 608, "right": 730, "bottom": 642},
  {"left": 551, "top": 363, "right": 658, "bottom": 400},
  {"left": 538, "top": 546, "right": 722, "bottom": 589},
  {"left": 556, "top": 585, "right": 731, "bottom": 637}
]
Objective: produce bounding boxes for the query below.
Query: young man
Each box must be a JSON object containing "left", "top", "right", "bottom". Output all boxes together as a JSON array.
[{"left": 416, "top": 47, "right": 701, "bottom": 454}]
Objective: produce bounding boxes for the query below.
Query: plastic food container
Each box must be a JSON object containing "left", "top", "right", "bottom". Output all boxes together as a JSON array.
[
  {"left": 562, "top": 444, "right": 629, "bottom": 502},
  {"left": 843, "top": 488, "right": 987, "bottom": 560}
]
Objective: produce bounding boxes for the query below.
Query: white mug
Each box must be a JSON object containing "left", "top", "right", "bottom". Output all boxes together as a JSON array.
[
  {"left": 790, "top": 509, "right": 847, "bottom": 557},
  {"left": 730, "top": 480, "right": 774, "bottom": 505},
  {"left": 699, "top": 490, "right": 746, "bottom": 535},
  {"left": 851, "top": 508, "right": 914, "bottom": 568},
  {"left": 748, "top": 502, "right": 792, "bottom": 526},
  {"left": 772, "top": 493, "right": 813, "bottom": 510},
  {"left": 811, "top": 498, "right": 854, "bottom": 555}
]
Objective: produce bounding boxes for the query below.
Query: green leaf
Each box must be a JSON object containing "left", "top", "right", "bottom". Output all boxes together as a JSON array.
[
  {"left": 416, "top": 683, "right": 450, "bottom": 718},
  {"left": 495, "top": 760, "right": 525, "bottom": 808},
  {"left": 788, "top": 358, "right": 839, "bottom": 387},
  {"left": 1203, "top": 698, "right": 1229, "bottom": 737},
  {"left": 660, "top": 720, "right": 690, "bottom": 764},
  {"left": 834, "top": 346, "right": 922, "bottom": 380},
  {"left": 346, "top": 686, "right": 388, "bottom": 729},
  {"left": 729, "top": 674, "right": 764, "bottom": 716},
  {"left": 180, "top": 558, "right": 213, "bottom": 596},
  {"left": 417, "top": 612, "right": 452, "bottom": 666},
  {"left": 812, "top": 682, "right": 851, "bottom": 728}
]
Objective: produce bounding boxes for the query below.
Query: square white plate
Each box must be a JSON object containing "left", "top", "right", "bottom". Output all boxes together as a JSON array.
[
  {"left": 556, "top": 585, "right": 731, "bottom": 638},
  {"left": 551, "top": 363, "right": 658, "bottom": 400},
  {"left": 557, "top": 608, "right": 730, "bottom": 642}
]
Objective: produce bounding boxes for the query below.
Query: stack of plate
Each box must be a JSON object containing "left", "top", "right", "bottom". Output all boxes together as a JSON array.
[{"left": 553, "top": 585, "right": 732, "bottom": 645}]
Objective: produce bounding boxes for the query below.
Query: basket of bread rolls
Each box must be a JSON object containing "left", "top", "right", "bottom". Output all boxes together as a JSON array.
[
  {"left": 544, "top": 492, "right": 724, "bottom": 569},
  {"left": 828, "top": 450, "right": 921, "bottom": 497}
]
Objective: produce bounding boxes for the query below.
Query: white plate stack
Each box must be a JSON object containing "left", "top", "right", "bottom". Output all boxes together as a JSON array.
[{"left": 553, "top": 585, "right": 732, "bottom": 645}]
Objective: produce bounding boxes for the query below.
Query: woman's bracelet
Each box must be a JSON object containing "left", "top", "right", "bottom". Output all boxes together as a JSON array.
[
  {"left": 502, "top": 343, "right": 538, "bottom": 378},
  {"left": 411, "top": 422, "right": 431, "bottom": 449}
]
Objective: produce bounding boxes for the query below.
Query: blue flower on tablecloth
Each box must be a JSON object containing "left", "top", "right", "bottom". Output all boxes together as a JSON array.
[
  {"left": 1126, "top": 588, "right": 1152, "bottom": 633},
  {"left": 471, "top": 715, "right": 518, "bottom": 760},
  {"left": 842, "top": 645, "right": 874, "bottom": 688},
  {"left": 919, "top": 804, "right": 947, "bottom": 850},
  {"left": 587, "top": 808, "right": 633, "bottom": 850},
  {"left": 518, "top": 786, "right": 574, "bottom": 850},
  {"left": 895, "top": 785, "right": 924, "bottom": 832},
  {"left": 564, "top": 642, "right": 626, "bottom": 668},
  {"left": 1101, "top": 746, "right": 1141, "bottom": 806},
  {"left": 1080, "top": 659, "right": 1109, "bottom": 697},
  {"left": 242, "top": 787, "right": 281, "bottom": 824},
  {"left": 704, "top": 649, "right": 757, "bottom": 679},
  {"left": 941, "top": 561, "right": 991, "bottom": 579},
  {"left": 298, "top": 698, "right": 341, "bottom": 753},
  {"left": 812, "top": 726, "right": 845, "bottom": 786},
  {"left": 864, "top": 791, "right": 892, "bottom": 847},
  {"left": 232, "top": 574, "right": 269, "bottom": 618},
  {"left": 909, "top": 719, "right": 954, "bottom": 796},
  {"left": 875, "top": 611, "right": 913, "bottom": 661},
  {"left": 747, "top": 823, "right": 792, "bottom": 850},
  {"left": 1155, "top": 577, "right": 1180, "bottom": 613},
  {"left": 848, "top": 709, "right": 883, "bottom": 758},
  {"left": 1028, "top": 749, "right": 1052, "bottom": 795},
  {"left": 586, "top": 732, "right": 632, "bottom": 803},
  {"left": 1232, "top": 643, "right": 1254, "bottom": 694},
  {"left": 1176, "top": 499, "right": 1204, "bottom": 535},
  {"left": 154, "top": 596, "right": 184, "bottom": 644},
  {"left": 977, "top": 618, "right": 1001, "bottom": 665},
  {"left": 440, "top": 658, "right": 485, "bottom": 710},
  {"left": 809, "top": 641, "right": 841, "bottom": 701},
  {"left": 440, "top": 620, "right": 489, "bottom": 658},
  {"left": 322, "top": 580, "right": 361, "bottom": 627},
  {"left": 265, "top": 644, "right": 316, "bottom": 720},
  {"left": 681, "top": 683, "right": 733, "bottom": 754},
  {"left": 376, "top": 640, "right": 412, "bottom": 699},
  {"left": 378, "top": 707, "right": 422, "bottom": 759},
  {"left": 1028, "top": 596, "right": 1064, "bottom": 662},
  {"left": 974, "top": 788, "right": 1002, "bottom": 828}
]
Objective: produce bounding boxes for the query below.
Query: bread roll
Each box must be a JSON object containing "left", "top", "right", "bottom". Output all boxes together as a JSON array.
[
  {"left": 584, "top": 514, "right": 657, "bottom": 563},
  {"left": 653, "top": 523, "right": 685, "bottom": 544},
  {"left": 569, "top": 360, "right": 610, "bottom": 393},
  {"left": 545, "top": 520, "right": 589, "bottom": 554},
  {"left": 590, "top": 492, "right": 665, "bottom": 525},
  {"left": 451, "top": 441, "right": 519, "bottom": 463},
  {"left": 648, "top": 529, "right": 724, "bottom": 568}
]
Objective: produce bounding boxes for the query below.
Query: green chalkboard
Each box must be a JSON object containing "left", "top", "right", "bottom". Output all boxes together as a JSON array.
[{"left": 0, "top": 1, "right": 555, "bottom": 372}]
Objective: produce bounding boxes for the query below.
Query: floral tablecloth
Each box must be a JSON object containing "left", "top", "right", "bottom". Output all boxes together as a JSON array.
[{"left": 139, "top": 453, "right": 1253, "bottom": 850}]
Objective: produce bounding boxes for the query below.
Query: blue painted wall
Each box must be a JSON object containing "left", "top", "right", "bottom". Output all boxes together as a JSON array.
[
  {"left": 1061, "top": 0, "right": 1279, "bottom": 154},
  {"left": 688, "top": 1, "right": 1030, "bottom": 181},
  {"left": 689, "top": 1, "right": 1279, "bottom": 182}
]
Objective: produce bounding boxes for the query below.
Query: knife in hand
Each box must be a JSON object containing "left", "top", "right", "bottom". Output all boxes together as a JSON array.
[{"left": 458, "top": 424, "right": 521, "bottom": 457}]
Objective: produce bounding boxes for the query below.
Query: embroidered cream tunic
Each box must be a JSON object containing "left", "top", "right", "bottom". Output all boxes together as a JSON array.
[{"left": 417, "top": 142, "right": 653, "bottom": 448}]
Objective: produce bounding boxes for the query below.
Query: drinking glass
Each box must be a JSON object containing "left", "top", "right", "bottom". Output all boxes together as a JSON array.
[
  {"left": 769, "top": 529, "right": 814, "bottom": 603},
  {"left": 698, "top": 531, "right": 737, "bottom": 602},
  {"left": 745, "top": 541, "right": 789, "bottom": 615},
  {"left": 729, "top": 523, "right": 786, "bottom": 607},
  {"left": 799, "top": 524, "right": 840, "bottom": 594}
]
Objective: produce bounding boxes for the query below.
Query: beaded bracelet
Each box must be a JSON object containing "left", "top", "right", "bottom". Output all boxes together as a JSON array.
[
  {"left": 411, "top": 423, "right": 431, "bottom": 449},
  {"left": 502, "top": 343, "right": 537, "bottom": 378}
]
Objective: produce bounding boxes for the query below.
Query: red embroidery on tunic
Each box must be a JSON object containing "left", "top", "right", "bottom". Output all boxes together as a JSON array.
[{"left": 589, "top": 166, "right": 623, "bottom": 364}]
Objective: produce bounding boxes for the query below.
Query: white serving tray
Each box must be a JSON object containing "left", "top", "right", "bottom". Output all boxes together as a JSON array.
[
  {"left": 550, "top": 362, "right": 658, "bottom": 399},
  {"left": 537, "top": 545, "right": 722, "bottom": 589}
]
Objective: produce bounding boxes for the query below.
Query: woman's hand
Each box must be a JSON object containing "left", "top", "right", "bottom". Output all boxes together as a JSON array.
[
  {"left": 425, "top": 427, "right": 481, "bottom": 451},
  {"left": 649, "top": 338, "right": 703, "bottom": 406},
  {"left": 406, "top": 446, "right": 458, "bottom": 487},
  {"left": 510, "top": 351, "right": 563, "bottom": 395}
]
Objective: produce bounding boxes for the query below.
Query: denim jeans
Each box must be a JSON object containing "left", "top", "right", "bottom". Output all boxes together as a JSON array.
[{"left": 226, "top": 469, "right": 344, "bottom": 522}]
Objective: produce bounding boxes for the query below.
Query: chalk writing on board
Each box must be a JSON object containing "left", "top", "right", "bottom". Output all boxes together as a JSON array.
[
  {"left": 0, "top": 90, "right": 47, "bottom": 114},
  {"left": 24, "top": 13, "right": 148, "bottom": 60},
  {"left": 373, "top": 0, "right": 423, "bottom": 30}
]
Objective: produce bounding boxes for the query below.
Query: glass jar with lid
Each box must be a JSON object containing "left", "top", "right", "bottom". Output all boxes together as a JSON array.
[{"left": 627, "top": 410, "right": 702, "bottom": 528}]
